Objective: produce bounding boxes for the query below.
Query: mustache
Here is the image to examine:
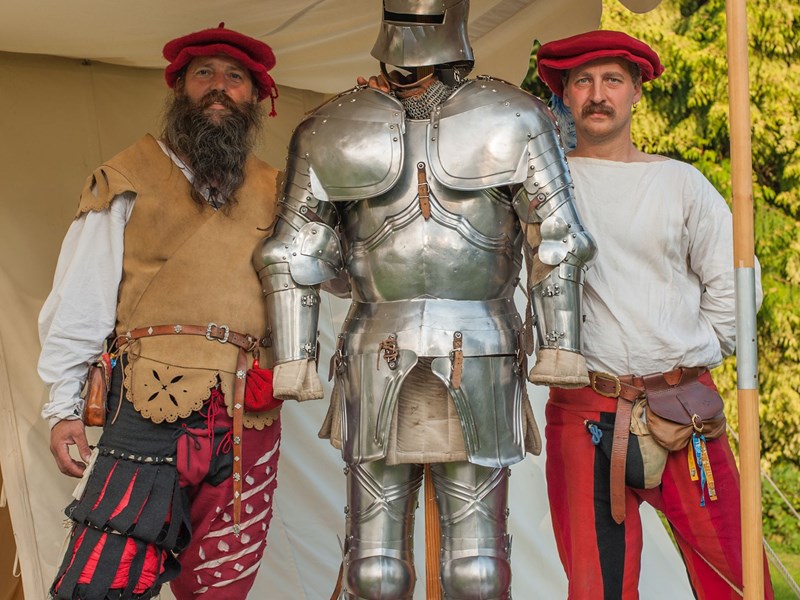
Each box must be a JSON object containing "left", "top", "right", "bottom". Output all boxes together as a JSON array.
[
  {"left": 199, "top": 90, "right": 237, "bottom": 111},
  {"left": 581, "top": 102, "right": 614, "bottom": 118}
]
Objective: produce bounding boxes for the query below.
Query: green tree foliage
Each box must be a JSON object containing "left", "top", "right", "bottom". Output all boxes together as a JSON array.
[{"left": 524, "top": 0, "right": 800, "bottom": 547}]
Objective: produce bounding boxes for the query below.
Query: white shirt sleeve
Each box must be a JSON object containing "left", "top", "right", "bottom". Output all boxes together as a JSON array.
[
  {"left": 38, "top": 194, "right": 134, "bottom": 428},
  {"left": 686, "top": 172, "right": 764, "bottom": 357}
]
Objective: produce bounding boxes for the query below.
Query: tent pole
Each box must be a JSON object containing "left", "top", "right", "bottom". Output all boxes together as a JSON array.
[{"left": 724, "top": 0, "right": 765, "bottom": 598}]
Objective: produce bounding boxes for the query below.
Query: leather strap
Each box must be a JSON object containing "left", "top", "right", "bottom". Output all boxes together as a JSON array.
[
  {"left": 590, "top": 370, "right": 647, "bottom": 523},
  {"left": 232, "top": 348, "right": 247, "bottom": 537},
  {"left": 610, "top": 395, "right": 636, "bottom": 524},
  {"left": 119, "top": 323, "right": 259, "bottom": 353},
  {"left": 417, "top": 162, "right": 431, "bottom": 220},
  {"left": 451, "top": 332, "right": 463, "bottom": 388}
]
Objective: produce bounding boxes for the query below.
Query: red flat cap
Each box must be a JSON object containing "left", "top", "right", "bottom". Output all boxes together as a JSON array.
[
  {"left": 163, "top": 22, "right": 278, "bottom": 106},
  {"left": 537, "top": 30, "right": 663, "bottom": 98}
]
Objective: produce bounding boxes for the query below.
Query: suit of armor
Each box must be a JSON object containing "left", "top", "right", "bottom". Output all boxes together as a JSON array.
[{"left": 255, "top": 2, "right": 595, "bottom": 597}]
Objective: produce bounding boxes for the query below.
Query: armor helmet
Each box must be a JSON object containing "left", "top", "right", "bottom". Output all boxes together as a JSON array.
[{"left": 371, "top": 0, "right": 474, "bottom": 70}]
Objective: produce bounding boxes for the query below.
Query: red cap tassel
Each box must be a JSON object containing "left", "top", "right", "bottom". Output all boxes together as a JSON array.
[{"left": 268, "top": 86, "right": 279, "bottom": 117}]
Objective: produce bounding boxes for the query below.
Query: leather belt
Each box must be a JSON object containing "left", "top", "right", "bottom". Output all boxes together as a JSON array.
[
  {"left": 589, "top": 367, "right": 704, "bottom": 398},
  {"left": 119, "top": 322, "right": 258, "bottom": 537},
  {"left": 587, "top": 367, "right": 705, "bottom": 524},
  {"left": 119, "top": 323, "right": 259, "bottom": 352}
]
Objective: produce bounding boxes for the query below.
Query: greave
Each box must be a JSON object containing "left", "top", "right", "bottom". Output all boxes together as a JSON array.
[
  {"left": 431, "top": 461, "right": 512, "bottom": 600},
  {"left": 341, "top": 461, "right": 423, "bottom": 600}
]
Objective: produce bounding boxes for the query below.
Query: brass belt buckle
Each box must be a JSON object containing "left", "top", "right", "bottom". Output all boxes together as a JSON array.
[{"left": 590, "top": 371, "right": 621, "bottom": 398}]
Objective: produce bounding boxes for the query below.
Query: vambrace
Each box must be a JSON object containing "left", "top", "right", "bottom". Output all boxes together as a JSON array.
[
  {"left": 513, "top": 128, "right": 597, "bottom": 355},
  {"left": 253, "top": 153, "right": 344, "bottom": 364}
]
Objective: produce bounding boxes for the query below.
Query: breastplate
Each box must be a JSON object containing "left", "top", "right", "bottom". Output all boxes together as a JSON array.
[{"left": 340, "top": 121, "right": 523, "bottom": 303}]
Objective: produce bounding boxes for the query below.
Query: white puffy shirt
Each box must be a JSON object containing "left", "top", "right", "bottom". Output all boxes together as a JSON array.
[{"left": 567, "top": 156, "right": 762, "bottom": 376}]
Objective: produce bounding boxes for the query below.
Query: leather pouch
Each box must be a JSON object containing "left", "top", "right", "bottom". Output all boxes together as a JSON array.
[
  {"left": 82, "top": 353, "right": 112, "bottom": 427},
  {"left": 644, "top": 373, "right": 726, "bottom": 451}
]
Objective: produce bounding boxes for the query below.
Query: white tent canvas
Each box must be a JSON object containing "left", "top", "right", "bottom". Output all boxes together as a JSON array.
[{"left": 0, "top": 1, "right": 694, "bottom": 597}]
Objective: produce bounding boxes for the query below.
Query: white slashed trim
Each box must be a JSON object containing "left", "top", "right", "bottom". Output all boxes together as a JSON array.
[
  {"left": 204, "top": 507, "right": 272, "bottom": 540},
  {"left": 253, "top": 438, "right": 280, "bottom": 467},
  {"left": 194, "top": 536, "right": 266, "bottom": 570},
  {"left": 222, "top": 472, "right": 276, "bottom": 508},
  {"left": 207, "top": 561, "right": 261, "bottom": 589}
]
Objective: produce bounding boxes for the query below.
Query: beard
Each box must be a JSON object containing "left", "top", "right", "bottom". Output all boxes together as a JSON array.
[{"left": 162, "top": 90, "right": 263, "bottom": 210}]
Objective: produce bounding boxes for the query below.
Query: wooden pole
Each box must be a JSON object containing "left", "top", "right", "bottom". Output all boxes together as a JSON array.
[
  {"left": 724, "top": 1, "right": 765, "bottom": 597},
  {"left": 424, "top": 464, "right": 443, "bottom": 599}
]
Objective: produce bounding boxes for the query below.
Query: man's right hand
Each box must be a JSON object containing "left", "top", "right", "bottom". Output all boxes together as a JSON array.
[
  {"left": 50, "top": 419, "right": 92, "bottom": 477},
  {"left": 356, "top": 74, "right": 391, "bottom": 93}
]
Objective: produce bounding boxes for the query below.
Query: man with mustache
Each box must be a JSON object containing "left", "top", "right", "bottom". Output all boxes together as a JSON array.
[
  {"left": 38, "top": 24, "right": 282, "bottom": 599},
  {"left": 536, "top": 30, "right": 774, "bottom": 599}
]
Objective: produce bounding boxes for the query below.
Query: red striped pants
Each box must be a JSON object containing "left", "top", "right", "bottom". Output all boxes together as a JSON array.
[{"left": 545, "top": 377, "right": 774, "bottom": 599}]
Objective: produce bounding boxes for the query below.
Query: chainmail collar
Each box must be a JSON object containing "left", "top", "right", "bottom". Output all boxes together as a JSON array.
[{"left": 399, "top": 78, "right": 461, "bottom": 120}]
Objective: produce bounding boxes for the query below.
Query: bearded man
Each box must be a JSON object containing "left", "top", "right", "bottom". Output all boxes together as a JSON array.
[{"left": 38, "top": 24, "right": 282, "bottom": 600}]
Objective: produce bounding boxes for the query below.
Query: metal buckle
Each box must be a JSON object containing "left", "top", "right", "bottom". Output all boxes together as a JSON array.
[
  {"left": 244, "top": 335, "right": 258, "bottom": 353},
  {"left": 590, "top": 371, "right": 621, "bottom": 398},
  {"left": 691, "top": 414, "right": 704, "bottom": 433},
  {"left": 206, "top": 323, "right": 230, "bottom": 343}
]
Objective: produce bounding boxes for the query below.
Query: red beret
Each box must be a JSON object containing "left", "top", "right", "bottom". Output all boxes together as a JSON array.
[
  {"left": 537, "top": 30, "right": 663, "bottom": 98},
  {"left": 163, "top": 22, "right": 278, "bottom": 106}
]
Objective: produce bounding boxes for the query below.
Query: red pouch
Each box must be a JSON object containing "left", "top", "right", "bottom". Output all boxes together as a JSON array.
[
  {"left": 244, "top": 367, "right": 282, "bottom": 412},
  {"left": 176, "top": 426, "right": 213, "bottom": 487}
]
